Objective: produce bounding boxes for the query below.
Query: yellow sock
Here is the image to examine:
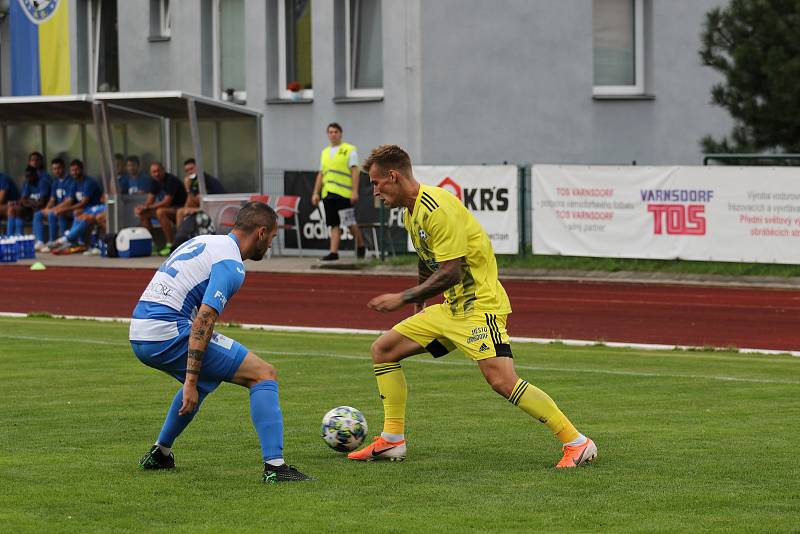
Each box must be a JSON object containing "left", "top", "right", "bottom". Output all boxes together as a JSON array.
[
  {"left": 374, "top": 363, "right": 407, "bottom": 435},
  {"left": 508, "top": 378, "right": 580, "bottom": 444}
]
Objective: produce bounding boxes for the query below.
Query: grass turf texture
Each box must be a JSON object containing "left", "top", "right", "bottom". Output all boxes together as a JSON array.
[
  {"left": 1, "top": 317, "right": 798, "bottom": 533},
  {"left": 378, "top": 253, "right": 800, "bottom": 278}
]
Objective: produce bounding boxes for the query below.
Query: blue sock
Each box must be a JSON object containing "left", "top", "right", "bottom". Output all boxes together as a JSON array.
[
  {"left": 65, "top": 219, "right": 88, "bottom": 243},
  {"left": 58, "top": 216, "right": 69, "bottom": 239},
  {"left": 249, "top": 380, "right": 284, "bottom": 462},
  {"left": 6, "top": 217, "right": 14, "bottom": 236},
  {"left": 156, "top": 387, "right": 208, "bottom": 447},
  {"left": 33, "top": 211, "right": 45, "bottom": 242},
  {"left": 47, "top": 212, "right": 58, "bottom": 241},
  {"left": 14, "top": 217, "right": 24, "bottom": 235}
]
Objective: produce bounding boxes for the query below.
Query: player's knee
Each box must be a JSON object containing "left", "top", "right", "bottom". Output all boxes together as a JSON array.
[
  {"left": 484, "top": 371, "right": 514, "bottom": 397},
  {"left": 370, "top": 339, "right": 394, "bottom": 363},
  {"left": 255, "top": 360, "right": 277, "bottom": 383}
]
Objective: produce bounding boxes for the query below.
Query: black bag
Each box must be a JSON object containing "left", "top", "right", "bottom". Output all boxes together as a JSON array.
[{"left": 104, "top": 232, "right": 119, "bottom": 257}]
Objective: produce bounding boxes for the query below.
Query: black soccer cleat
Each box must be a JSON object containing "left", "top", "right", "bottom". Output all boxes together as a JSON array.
[
  {"left": 262, "top": 463, "right": 315, "bottom": 484},
  {"left": 138, "top": 445, "right": 176, "bottom": 470}
]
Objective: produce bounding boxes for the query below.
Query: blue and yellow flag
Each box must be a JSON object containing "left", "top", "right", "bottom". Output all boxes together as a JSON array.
[{"left": 10, "top": 0, "right": 71, "bottom": 96}]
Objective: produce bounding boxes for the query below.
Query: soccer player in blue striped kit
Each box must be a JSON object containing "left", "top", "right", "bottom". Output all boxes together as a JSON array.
[{"left": 129, "top": 201, "right": 313, "bottom": 483}]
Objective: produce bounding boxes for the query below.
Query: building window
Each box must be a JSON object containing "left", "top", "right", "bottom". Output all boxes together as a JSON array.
[
  {"left": 149, "top": 0, "right": 171, "bottom": 39},
  {"left": 278, "top": 0, "right": 313, "bottom": 99},
  {"left": 88, "top": 0, "right": 119, "bottom": 93},
  {"left": 346, "top": 0, "right": 382, "bottom": 96},
  {"left": 593, "top": 0, "right": 644, "bottom": 95},
  {"left": 213, "top": 0, "right": 247, "bottom": 103}
]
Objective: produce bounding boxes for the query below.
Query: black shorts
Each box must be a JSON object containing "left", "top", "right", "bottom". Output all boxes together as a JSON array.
[{"left": 322, "top": 193, "right": 353, "bottom": 227}]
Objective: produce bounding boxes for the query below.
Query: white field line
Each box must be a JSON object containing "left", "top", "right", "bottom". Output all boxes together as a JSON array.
[
  {"left": 1, "top": 317, "right": 799, "bottom": 386},
  {"left": 2, "top": 311, "right": 799, "bottom": 358}
]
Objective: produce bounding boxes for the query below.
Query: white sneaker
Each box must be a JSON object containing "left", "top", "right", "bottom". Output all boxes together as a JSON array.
[
  {"left": 82, "top": 247, "right": 102, "bottom": 256},
  {"left": 34, "top": 241, "right": 45, "bottom": 252}
]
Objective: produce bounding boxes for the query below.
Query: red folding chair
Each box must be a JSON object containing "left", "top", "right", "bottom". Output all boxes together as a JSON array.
[
  {"left": 274, "top": 195, "right": 302, "bottom": 256},
  {"left": 216, "top": 204, "right": 240, "bottom": 233},
  {"left": 249, "top": 194, "right": 271, "bottom": 205}
]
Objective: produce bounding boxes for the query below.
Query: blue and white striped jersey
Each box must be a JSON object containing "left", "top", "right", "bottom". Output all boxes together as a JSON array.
[{"left": 129, "top": 234, "right": 245, "bottom": 342}]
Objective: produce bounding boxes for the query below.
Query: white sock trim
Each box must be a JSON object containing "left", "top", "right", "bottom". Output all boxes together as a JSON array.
[
  {"left": 565, "top": 434, "right": 587, "bottom": 447},
  {"left": 381, "top": 432, "right": 404, "bottom": 443}
]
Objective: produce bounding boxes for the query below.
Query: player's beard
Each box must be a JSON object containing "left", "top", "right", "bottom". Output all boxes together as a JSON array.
[{"left": 252, "top": 238, "right": 269, "bottom": 261}]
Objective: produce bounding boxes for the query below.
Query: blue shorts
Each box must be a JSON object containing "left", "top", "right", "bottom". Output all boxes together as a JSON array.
[
  {"left": 130, "top": 330, "right": 249, "bottom": 394},
  {"left": 85, "top": 204, "right": 107, "bottom": 216}
]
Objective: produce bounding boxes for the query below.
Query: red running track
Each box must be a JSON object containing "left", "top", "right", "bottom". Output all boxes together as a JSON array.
[{"left": 2, "top": 265, "right": 800, "bottom": 351}]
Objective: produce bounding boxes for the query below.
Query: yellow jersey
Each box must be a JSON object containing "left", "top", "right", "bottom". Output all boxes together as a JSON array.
[{"left": 404, "top": 184, "right": 511, "bottom": 317}]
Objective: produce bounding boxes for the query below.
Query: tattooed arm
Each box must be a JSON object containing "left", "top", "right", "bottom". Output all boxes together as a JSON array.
[
  {"left": 367, "top": 258, "right": 462, "bottom": 313},
  {"left": 179, "top": 304, "right": 219, "bottom": 415},
  {"left": 413, "top": 259, "right": 434, "bottom": 313}
]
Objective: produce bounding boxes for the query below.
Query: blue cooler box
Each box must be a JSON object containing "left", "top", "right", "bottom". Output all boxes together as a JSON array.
[{"left": 116, "top": 227, "right": 153, "bottom": 258}]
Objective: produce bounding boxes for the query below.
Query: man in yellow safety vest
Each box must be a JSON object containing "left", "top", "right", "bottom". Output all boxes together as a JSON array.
[{"left": 311, "top": 123, "right": 366, "bottom": 261}]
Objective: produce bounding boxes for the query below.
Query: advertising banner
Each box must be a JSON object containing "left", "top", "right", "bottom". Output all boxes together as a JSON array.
[
  {"left": 532, "top": 165, "right": 800, "bottom": 264},
  {"left": 282, "top": 171, "right": 406, "bottom": 253},
  {"left": 413, "top": 165, "right": 519, "bottom": 254}
]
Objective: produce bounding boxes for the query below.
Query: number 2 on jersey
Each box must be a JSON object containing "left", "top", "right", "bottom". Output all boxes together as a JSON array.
[{"left": 159, "top": 241, "right": 206, "bottom": 278}]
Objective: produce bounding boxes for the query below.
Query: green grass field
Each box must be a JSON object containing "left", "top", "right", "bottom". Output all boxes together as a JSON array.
[
  {"left": 1, "top": 317, "right": 799, "bottom": 533},
  {"left": 381, "top": 252, "right": 800, "bottom": 278}
]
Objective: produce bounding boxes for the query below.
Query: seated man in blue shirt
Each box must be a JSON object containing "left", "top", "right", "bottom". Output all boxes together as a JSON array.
[
  {"left": 46, "top": 159, "right": 104, "bottom": 252},
  {"left": 118, "top": 155, "right": 152, "bottom": 195},
  {"left": 33, "top": 158, "right": 75, "bottom": 252},
  {"left": 0, "top": 172, "right": 21, "bottom": 235},
  {"left": 6, "top": 166, "right": 51, "bottom": 236},
  {"left": 34, "top": 158, "right": 73, "bottom": 250}
]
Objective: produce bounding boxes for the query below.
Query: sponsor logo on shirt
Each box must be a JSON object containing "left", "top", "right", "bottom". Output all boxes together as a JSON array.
[
  {"left": 214, "top": 290, "right": 228, "bottom": 307},
  {"left": 144, "top": 281, "right": 173, "bottom": 298}
]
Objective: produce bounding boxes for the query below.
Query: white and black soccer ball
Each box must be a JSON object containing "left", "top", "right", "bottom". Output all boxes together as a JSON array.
[
  {"left": 321, "top": 406, "right": 368, "bottom": 452},
  {"left": 195, "top": 211, "right": 216, "bottom": 235}
]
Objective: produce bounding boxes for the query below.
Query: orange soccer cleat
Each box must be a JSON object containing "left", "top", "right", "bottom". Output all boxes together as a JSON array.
[
  {"left": 347, "top": 436, "right": 407, "bottom": 462},
  {"left": 555, "top": 438, "right": 597, "bottom": 469}
]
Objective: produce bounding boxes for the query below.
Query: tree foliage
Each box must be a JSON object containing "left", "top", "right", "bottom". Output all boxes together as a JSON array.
[{"left": 699, "top": 0, "right": 800, "bottom": 153}]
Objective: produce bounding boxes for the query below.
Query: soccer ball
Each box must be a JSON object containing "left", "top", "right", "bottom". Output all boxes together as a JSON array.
[{"left": 321, "top": 406, "right": 368, "bottom": 452}]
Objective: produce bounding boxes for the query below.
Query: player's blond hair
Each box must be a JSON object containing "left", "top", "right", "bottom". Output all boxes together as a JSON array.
[{"left": 362, "top": 145, "right": 412, "bottom": 176}]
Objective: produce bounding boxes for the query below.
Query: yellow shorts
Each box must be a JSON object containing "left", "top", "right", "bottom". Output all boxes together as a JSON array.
[{"left": 392, "top": 303, "right": 512, "bottom": 361}]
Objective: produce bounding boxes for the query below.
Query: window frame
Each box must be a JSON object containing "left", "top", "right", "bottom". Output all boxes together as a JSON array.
[
  {"left": 87, "top": 0, "right": 101, "bottom": 93},
  {"left": 148, "top": 0, "right": 171, "bottom": 41},
  {"left": 277, "top": 0, "right": 314, "bottom": 100},
  {"left": 213, "top": 0, "right": 247, "bottom": 103},
  {"left": 86, "top": 0, "right": 119, "bottom": 93},
  {"left": 345, "top": 0, "right": 383, "bottom": 98},
  {"left": 593, "top": 0, "right": 645, "bottom": 96},
  {"left": 160, "top": 0, "right": 171, "bottom": 38}
]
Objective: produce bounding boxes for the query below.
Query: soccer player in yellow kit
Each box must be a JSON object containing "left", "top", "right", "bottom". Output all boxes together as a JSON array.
[{"left": 348, "top": 145, "right": 597, "bottom": 468}]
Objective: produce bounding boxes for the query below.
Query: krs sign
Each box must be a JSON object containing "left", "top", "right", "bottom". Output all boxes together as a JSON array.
[
  {"left": 413, "top": 165, "right": 519, "bottom": 254},
  {"left": 437, "top": 176, "right": 510, "bottom": 211}
]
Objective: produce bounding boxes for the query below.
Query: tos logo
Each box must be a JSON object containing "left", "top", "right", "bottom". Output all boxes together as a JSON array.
[
  {"left": 437, "top": 177, "right": 509, "bottom": 211},
  {"left": 647, "top": 205, "right": 706, "bottom": 235},
  {"left": 642, "top": 189, "right": 713, "bottom": 235}
]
